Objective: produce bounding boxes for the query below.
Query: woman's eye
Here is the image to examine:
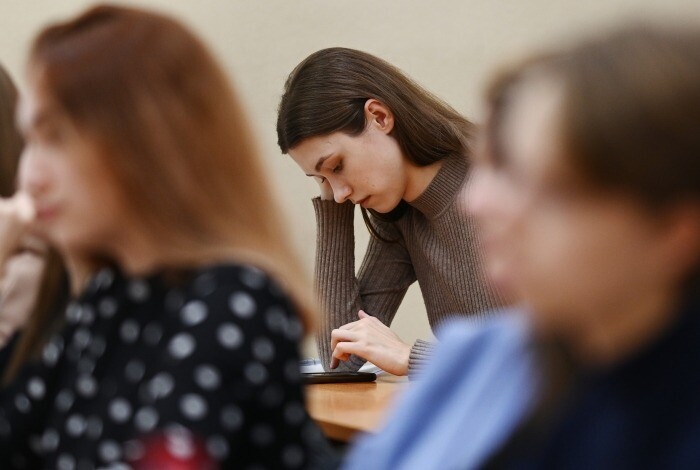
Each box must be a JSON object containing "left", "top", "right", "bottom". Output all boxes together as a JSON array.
[
  {"left": 332, "top": 163, "right": 342, "bottom": 174},
  {"left": 315, "top": 176, "right": 327, "bottom": 184},
  {"left": 39, "top": 126, "right": 64, "bottom": 145}
]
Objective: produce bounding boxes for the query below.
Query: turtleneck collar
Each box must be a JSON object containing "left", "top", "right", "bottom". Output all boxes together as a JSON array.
[{"left": 407, "top": 153, "right": 468, "bottom": 219}]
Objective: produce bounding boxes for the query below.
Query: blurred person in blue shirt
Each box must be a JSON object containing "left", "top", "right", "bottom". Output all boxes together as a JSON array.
[{"left": 343, "top": 24, "right": 700, "bottom": 470}]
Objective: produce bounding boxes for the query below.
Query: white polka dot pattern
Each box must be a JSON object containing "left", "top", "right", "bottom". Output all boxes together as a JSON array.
[
  {"left": 0, "top": 263, "right": 315, "bottom": 468},
  {"left": 85, "top": 416, "right": 103, "bottom": 440},
  {"left": 252, "top": 337, "right": 276, "bottom": 363},
  {"left": 14, "top": 394, "right": 31, "bottom": 414},
  {"left": 134, "top": 407, "right": 159, "bottom": 433},
  {"left": 126, "top": 280, "right": 150, "bottom": 303},
  {"left": 98, "top": 297, "right": 118, "bottom": 319},
  {"left": 98, "top": 440, "right": 121, "bottom": 463},
  {"left": 229, "top": 292, "right": 256, "bottom": 318},
  {"left": 180, "top": 300, "right": 208, "bottom": 326},
  {"left": 194, "top": 365, "right": 221, "bottom": 391},
  {"left": 55, "top": 389, "right": 75, "bottom": 412},
  {"left": 27, "top": 377, "right": 46, "bottom": 400},
  {"left": 207, "top": 434, "right": 230, "bottom": 459},
  {"left": 124, "top": 360, "right": 146, "bottom": 383},
  {"left": 123, "top": 439, "right": 145, "bottom": 461},
  {"left": 75, "top": 375, "right": 98, "bottom": 398},
  {"left": 119, "top": 320, "right": 140, "bottom": 343},
  {"left": 179, "top": 393, "right": 208, "bottom": 420},
  {"left": 217, "top": 323, "right": 243, "bottom": 349},
  {"left": 65, "top": 414, "right": 87, "bottom": 437},
  {"left": 168, "top": 333, "right": 196, "bottom": 359},
  {"left": 108, "top": 398, "right": 132, "bottom": 423},
  {"left": 141, "top": 322, "right": 163, "bottom": 346},
  {"left": 42, "top": 428, "right": 60, "bottom": 452},
  {"left": 220, "top": 405, "right": 244, "bottom": 431},
  {"left": 56, "top": 453, "right": 76, "bottom": 470}
]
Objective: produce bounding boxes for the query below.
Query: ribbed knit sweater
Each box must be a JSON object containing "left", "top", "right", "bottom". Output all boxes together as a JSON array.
[{"left": 313, "top": 153, "right": 505, "bottom": 375}]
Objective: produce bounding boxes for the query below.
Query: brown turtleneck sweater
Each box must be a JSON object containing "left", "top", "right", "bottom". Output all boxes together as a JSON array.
[{"left": 313, "top": 153, "right": 506, "bottom": 375}]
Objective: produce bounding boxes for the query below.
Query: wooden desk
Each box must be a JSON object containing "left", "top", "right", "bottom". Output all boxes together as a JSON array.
[{"left": 305, "top": 375, "right": 408, "bottom": 442}]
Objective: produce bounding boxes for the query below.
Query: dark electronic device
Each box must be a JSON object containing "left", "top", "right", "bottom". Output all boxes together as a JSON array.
[{"left": 302, "top": 371, "right": 377, "bottom": 384}]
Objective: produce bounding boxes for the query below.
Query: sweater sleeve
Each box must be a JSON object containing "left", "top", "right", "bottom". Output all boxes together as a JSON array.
[
  {"left": 408, "top": 339, "right": 436, "bottom": 378},
  {"left": 313, "top": 198, "right": 416, "bottom": 372}
]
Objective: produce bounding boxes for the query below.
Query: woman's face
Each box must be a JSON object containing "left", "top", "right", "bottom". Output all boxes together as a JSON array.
[
  {"left": 465, "top": 133, "right": 526, "bottom": 299},
  {"left": 288, "top": 109, "right": 409, "bottom": 214},
  {"left": 467, "top": 77, "right": 682, "bottom": 337},
  {"left": 17, "top": 79, "right": 128, "bottom": 257}
]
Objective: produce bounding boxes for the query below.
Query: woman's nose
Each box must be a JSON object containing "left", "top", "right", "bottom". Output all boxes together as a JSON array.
[
  {"left": 332, "top": 181, "right": 352, "bottom": 204},
  {"left": 17, "top": 148, "right": 49, "bottom": 197}
]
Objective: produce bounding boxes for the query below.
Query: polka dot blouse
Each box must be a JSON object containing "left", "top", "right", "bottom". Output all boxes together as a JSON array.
[{"left": 0, "top": 263, "right": 324, "bottom": 469}]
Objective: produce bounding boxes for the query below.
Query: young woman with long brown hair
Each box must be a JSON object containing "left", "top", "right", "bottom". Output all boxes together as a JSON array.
[
  {"left": 0, "top": 5, "right": 324, "bottom": 468},
  {"left": 277, "top": 48, "right": 505, "bottom": 376},
  {"left": 343, "top": 24, "right": 700, "bottom": 468}
]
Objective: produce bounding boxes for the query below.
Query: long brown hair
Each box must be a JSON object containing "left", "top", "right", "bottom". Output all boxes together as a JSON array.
[
  {"left": 0, "top": 65, "right": 22, "bottom": 197},
  {"left": 0, "top": 64, "right": 70, "bottom": 384},
  {"left": 277, "top": 47, "right": 475, "bottom": 239},
  {"left": 3, "top": 250, "right": 69, "bottom": 384},
  {"left": 29, "top": 4, "right": 316, "bottom": 329}
]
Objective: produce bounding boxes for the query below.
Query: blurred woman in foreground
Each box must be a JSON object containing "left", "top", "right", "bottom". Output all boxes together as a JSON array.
[{"left": 0, "top": 4, "right": 323, "bottom": 468}]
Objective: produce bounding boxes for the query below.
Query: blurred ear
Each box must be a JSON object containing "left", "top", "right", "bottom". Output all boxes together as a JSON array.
[
  {"left": 660, "top": 202, "right": 700, "bottom": 281},
  {"left": 364, "top": 99, "right": 395, "bottom": 134}
]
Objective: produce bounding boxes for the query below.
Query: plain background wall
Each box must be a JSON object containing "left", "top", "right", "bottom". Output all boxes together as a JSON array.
[{"left": 1, "top": 0, "right": 699, "bottom": 357}]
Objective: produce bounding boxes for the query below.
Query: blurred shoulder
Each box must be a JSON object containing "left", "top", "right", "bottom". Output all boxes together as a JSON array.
[{"left": 436, "top": 307, "right": 532, "bottom": 357}]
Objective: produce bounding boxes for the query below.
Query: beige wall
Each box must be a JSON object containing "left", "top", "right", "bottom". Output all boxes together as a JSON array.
[{"left": 2, "top": 0, "right": 699, "bottom": 356}]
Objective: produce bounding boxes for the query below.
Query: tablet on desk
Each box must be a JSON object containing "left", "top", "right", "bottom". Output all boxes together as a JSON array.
[
  {"left": 302, "top": 371, "right": 377, "bottom": 384},
  {"left": 300, "top": 358, "right": 386, "bottom": 376}
]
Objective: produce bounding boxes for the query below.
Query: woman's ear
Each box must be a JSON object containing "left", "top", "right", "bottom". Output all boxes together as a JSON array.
[
  {"left": 364, "top": 98, "right": 395, "bottom": 134},
  {"left": 658, "top": 202, "right": 700, "bottom": 281}
]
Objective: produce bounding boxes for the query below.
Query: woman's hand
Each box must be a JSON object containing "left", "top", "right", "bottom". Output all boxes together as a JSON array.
[
  {"left": 0, "top": 249, "right": 46, "bottom": 347},
  {"left": 317, "top": 178, "right": 334, "bottom": 201},
  {"left": 329, "top": 310, "right": 411, "bottom": 376},
  {"left": 0, "top": 192, "right": 35, "bottom": 265}
]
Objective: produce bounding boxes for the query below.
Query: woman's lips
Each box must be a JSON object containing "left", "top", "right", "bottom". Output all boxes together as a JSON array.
[
  {"left": 35, "top": 206, "right": 58, "bottom": 221},
  {"left": 357, "top": 196, "right": 370, "bottom": 208}
]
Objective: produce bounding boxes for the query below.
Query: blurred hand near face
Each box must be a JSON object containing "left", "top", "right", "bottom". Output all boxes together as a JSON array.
[
  {"left": 330, "top": 310, "right": 411, "bottom": 376},
  {"left": 0, "top": 192, "right": 36, "bottom": 264},
  {"left": 0, "top": 191, "right": 45, "bottom": 347}
]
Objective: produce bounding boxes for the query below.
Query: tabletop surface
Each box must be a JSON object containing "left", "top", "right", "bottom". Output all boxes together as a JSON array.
[{"left": 305, "top": 375, "right": 409, "bottom": 442}]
